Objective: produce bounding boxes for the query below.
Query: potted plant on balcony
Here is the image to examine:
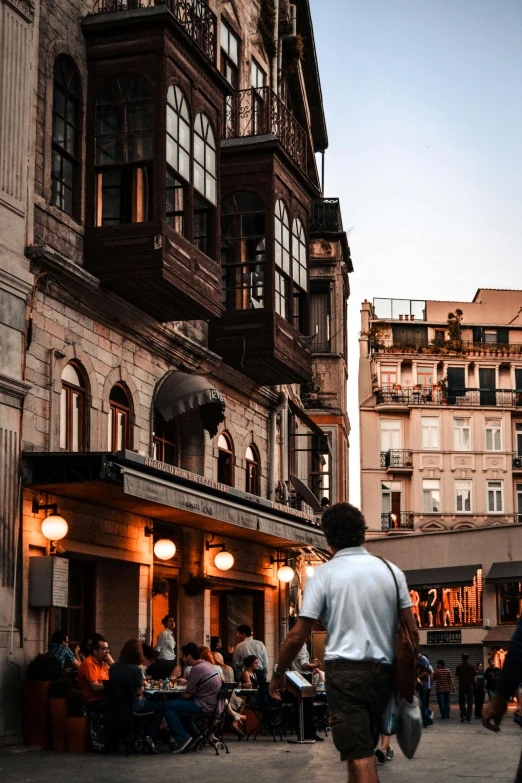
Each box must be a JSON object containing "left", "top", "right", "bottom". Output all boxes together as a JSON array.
[
  {"left": 24, "top": 653, "right": 63, "bottom": 749},
  {"left": 65, "top": 689, "right": 88, "bottom": 753},
  {"left": 49, "top": 677, "right": 71, "bottom": 752}
]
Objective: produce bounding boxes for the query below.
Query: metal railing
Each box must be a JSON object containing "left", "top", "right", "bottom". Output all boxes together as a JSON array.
[
  {"left": 372, "top": 337, "right": 522, "bottom": 357},
  {"left": 381, "top": 512, "right": 414, "bottom": 531},
  {"left": 91, "top": 0, "right": 217, "bottom": 62},
  {"left": 224, "top": 87, "right": 307, "bottom": 172},
  {"left": 310, "top": 198, "right": 343, "bottom": 233},
  {"left": 376, "top": 387, "right": 522, "bottom": 408},
  {"left": 380, "top": 450, "right": 413, "bottom": 469}
]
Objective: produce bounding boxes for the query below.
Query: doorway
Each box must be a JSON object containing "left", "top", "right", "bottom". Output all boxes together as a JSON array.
[
  {"left": 210, "top": 588, "right": 265, "bottom": 652},
  {"left": 152, "top": 575, "right": 178, "bottom": 650},
  {"left": 479, "top": 368, "right": 496, "bottom": 406}
]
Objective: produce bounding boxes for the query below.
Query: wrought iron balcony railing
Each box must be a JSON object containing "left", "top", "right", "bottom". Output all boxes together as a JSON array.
[
  {"left": 380, "top": 450, "right": 413, "bottom": 469},
  {"left": 376, "top": 387, "right": 522, "bottom": 408},
  {"left": 513, "top": 453, "right": 522, "bottom": 469},
  {"left": 381, "top": 512, "right": 414, "bottom": 531},
  {"left": 372, "top": 337, "right": 522, "bottom": 358},
  {"left": 224, "top": 87, "right": 307, "bottom": 172},
  {"left": 310, "top": 198, "right": 343, "bottom": 233},
  {"left": 91, "top": 0, "right": 217, "bottom": 62}
]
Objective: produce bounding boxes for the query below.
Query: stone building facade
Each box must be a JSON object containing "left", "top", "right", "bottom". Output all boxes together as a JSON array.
[
  {"left": 360, "top": 290, "right": 522, "bottom": 667},
  {"left": 0, "top": 0, "right": 351, "bottom": 745}
]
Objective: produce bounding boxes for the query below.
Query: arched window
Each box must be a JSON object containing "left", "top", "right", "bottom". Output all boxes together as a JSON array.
[
  {"left": 193, "top": 113, "right": 216, "bottom": 257},
  {"left": 60, "top": 362, "right": 87, "bottom": 451},
  {"left": 51, "top": 55, "right": 81, "bottom": 218},
  {"left": 291, "top": 218, "right": 307, "bottom": 332},
  {"left": 166, "top": 85, "right": 190, "bottom": 235},
  {"left": 274, "top": 199, "right": 291, "bottom": 320},
  {"left": 245, "top": 444, "right": 260, "bottom": 495},
  {"left": 108, "top": 384, "right": 132, "bottom": 451},
  {"left": 221, "top": 191, "right": 265, "bottom": 311},
  {"left": 95, "top": 74, "right": 154, "bottom": 226},
  {"left": 153, "top": 409, "right": 178, "bottom": 466},
  {"left": 217, "top": 431, "right": 234, "bottom": 486}
]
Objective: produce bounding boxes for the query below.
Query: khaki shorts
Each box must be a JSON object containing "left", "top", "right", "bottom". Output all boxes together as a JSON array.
[{"left": 325, "top": 659, "right": 393, "bottom": 761}]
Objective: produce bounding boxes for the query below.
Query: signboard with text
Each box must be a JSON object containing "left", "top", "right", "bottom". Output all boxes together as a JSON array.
[{"left": 426, "top": 630, "right": 462, "bottom": 645}]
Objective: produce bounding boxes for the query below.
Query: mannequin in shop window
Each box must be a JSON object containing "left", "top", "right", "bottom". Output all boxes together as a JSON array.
[
  {"left": 410, "top": 590, "right": 422, "bottom": 628},
  {"left": 428, "top": 588, "right": 438, "bottom": 627},
  {"left": 442, "top": 588, "right": 452, "bottom": 627}
]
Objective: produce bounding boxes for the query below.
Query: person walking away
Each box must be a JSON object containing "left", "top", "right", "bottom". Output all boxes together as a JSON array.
[
  {"left": 483, "top": 614, "right": 522, "bottom": 781},
  {"left": 474, "top": 663, "right": 485, "bottom": 719},
  {"left": 233, "top": 625, "right": 269, "bottom": 684},
  {"left": 432, "top": 659, "right": 455, "bottom": 719},
  {"left": 268, "top": 502, "right": 417, "bottom": 783},
  {"left": 455, "top": 653, "right": 476, "bottom": 722},
  {"left": 485, "top": 656, "right": 501, "bottom": 702},
  {"left": 155, "top": 615, "right": 176, "bottom": 664},
  {"left": 416, "top": 653, "right": 432, "bottom": 727}
]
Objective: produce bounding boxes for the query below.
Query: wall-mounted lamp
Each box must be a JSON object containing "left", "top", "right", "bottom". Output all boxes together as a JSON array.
[
  {"left": 154, "top": 538, "right": 176, "bottom": 561},
  {"left": 206, "top": 535, "right": 234, "bottom": 571},
  {"left": 270, "top": 555, "right": 295, "bottom": 583},
  {"left": 305, "top": 564, "right": 315, "bottom": 578},
  {"left": 32, "top": 500, "right": 68, "bottom": 554}
]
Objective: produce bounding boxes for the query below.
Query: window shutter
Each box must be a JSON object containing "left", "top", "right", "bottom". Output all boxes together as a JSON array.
[
  {"left": 496, "top": 328, "right": 509, "bottom": 344},
  {"left": 472, "top": 327, "right": 484, "bottom": 344}
]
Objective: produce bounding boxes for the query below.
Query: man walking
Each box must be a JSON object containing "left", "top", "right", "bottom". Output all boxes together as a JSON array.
[
  {"left": 455, "top": 653, "right": 476, "bottom": 722},
  {"left": 474, "top": 663, "right": 485, "bottom": 719},
  {"left": 432, "top": 659, "right": 455, "bottom": 719},
  {"left": 416, "top": 652, "right": 432, "bottom": 727},
  {"left": 269, "top": 502, "right": 416, "bottom": 783}
]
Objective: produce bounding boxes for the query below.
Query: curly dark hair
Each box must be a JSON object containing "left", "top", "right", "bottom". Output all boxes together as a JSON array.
[{"left": 321, "top": 502, "right": 366, "bottom": 550}]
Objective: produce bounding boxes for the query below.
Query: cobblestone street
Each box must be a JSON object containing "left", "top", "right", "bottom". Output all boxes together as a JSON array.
[{"left": 1, "top": 707, "right": 522, "bottom": 783}]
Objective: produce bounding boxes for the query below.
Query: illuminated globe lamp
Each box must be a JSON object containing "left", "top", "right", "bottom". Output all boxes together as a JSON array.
[
  {"left": 214, "top": 549, "right": 234, "bottom": 571},
  {"left": 154, "top": 538, "right": 176, "bottom": 561},
  {"left": 305, "top": 564, "right": 315, "bottom": 578},
  {"left": 41, "top": 514, "right": 68, "bottom": 543},
  {"left": 277, "top": 564, "right": 295, "bottom": 583}
]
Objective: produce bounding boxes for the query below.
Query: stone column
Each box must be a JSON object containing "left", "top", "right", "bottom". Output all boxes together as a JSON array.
[{"left": 178, "top": 527, "right": 206, "bottom": 644}]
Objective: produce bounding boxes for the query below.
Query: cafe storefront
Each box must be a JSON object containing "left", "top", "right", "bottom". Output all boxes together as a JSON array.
[{"left": 23, "top": 450, "right": 325, "bottom": 667}]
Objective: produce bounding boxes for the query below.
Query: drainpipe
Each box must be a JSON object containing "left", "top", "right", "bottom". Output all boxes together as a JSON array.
[
  {"left": 268, "top": 390, "right": 287, "bottom": 501},
  {"left": 281, "top": 398, "right": 289, "bottom": 502}
]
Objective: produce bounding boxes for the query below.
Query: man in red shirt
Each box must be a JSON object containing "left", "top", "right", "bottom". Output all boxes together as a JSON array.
[
  {"left": 432, "top": 659, "right": 455, "bottom": 719},
  {"left": 77, "top": 637, "right": 110, "bottom": 709}
]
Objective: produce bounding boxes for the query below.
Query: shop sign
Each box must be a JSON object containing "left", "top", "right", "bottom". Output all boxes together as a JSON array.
[{"left": 427, "top": 630, "right": 462, "bottom": 644}]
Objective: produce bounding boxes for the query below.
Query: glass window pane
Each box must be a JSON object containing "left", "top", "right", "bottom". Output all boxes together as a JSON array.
[
  {"left": 179, "top": 149, "right": 190, "bottom": 182},
  {"left": 60, "top": 389, "right": 67, "bottom": 449},
  {"left": 194, "top": 162, "right": 205, "bottom": 195},
  {"left": 62, "top": 363, "right": 81, "bottom": 386}
]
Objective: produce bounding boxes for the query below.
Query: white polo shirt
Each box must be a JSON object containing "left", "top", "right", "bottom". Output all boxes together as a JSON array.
[{"left": 300, "top": 546, "right": 412, "bottom": 665}]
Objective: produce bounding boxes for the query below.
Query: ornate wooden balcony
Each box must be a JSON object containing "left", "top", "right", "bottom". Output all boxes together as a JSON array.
[
  {"left": 90, "top": 0, "right": 217, "bottom": 62},
  {"left": 225, "top": 87, "right": 307, "bottom": 173}
]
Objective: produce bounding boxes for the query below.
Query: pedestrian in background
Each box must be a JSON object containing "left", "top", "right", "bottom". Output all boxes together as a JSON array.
[
  {"left": 484, "top": 656, "right": 501, "bottom": 701},
  {"left": 474, "top": 663, "right": 485, "bottom": 719},
  {"left": 455, "top": 653, "right": 476, "bottom": 723},
  {"left": 416, "top": 653, "right": 432, "bottom": 727},
  {"left": 432, "top": 659, "right": 455, "bottom": 719}
]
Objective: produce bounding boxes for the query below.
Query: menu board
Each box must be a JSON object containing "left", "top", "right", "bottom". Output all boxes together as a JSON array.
[{"left": 51, "top": 558, "right": 69, "bottom": 608}]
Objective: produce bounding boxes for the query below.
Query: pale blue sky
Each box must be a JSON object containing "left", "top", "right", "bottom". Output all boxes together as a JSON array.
[{"left": 310, "top": 0, "right": 522, "bottom": 505}]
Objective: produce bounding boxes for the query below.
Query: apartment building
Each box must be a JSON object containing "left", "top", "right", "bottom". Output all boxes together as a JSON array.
[
  {"left": 360, "top": 290, "right": 522, "bottom": 668},
  {"left": 0, "top": 0, "right": 352, "bottom": 744}
]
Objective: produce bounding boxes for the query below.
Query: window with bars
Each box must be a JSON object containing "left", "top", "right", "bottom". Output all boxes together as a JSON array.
[
  {"left": 51, "top": 55, "right": 82, "bottom": 218},
  {"left": 95, "top": 74, "right": 154, "bottom": 226},
  {"left": 221, "top": 191, "right": 265, "bottom": 310},
  {"left": 60, "top": 363, "right": 87, "bottom": 452}
]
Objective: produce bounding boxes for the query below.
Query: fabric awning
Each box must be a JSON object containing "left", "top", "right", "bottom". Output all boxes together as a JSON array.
[
  {"left": 485, "top": 561, "right": 522, "bottom": 584},
  {"left": 482, "top": 626, "right": 514, "bottom": 646},
  {"left": 404, "top": 564, "right": 481, "bottom": 590},
  {"left": 155, "top": 371, "right": 225, "bottom": 438}
]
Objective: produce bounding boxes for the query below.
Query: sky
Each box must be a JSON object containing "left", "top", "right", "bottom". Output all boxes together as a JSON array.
[{"left": 309, "top": 0, "right": 522, "bottom": 505}]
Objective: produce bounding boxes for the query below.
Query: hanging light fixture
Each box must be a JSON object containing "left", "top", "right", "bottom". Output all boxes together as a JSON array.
[
  {"left": 154, "top": 538, "right": 176, "bottom": 561},
  {"left": 305, "top": 564, "right": 315, "bottom": 577},
  {"left": 270, "top": 554, "right": 295, "bottom": 583},
  {"left": 32, "top": 501, "right": 68, "bottom": 549},
  {"left": 206, "top": 535, "right": 234, "bottom": 571}
]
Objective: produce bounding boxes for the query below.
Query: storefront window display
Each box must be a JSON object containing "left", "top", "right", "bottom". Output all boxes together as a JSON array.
[
  {"left": 410, "top": 570, "right": 482, "bottom": 628},
  {"left": 498, "top": 582, "right": 522, "bottom": 624}
]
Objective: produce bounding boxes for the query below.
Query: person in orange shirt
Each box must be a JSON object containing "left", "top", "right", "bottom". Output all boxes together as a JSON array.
[{"left": 77, "top": 636, "right": 110, "bottom": 709}]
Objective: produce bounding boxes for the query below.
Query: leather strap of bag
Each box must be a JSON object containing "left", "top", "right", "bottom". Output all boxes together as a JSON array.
[{"left": 377, "top": 556, "right": 401, "bottom": 615}]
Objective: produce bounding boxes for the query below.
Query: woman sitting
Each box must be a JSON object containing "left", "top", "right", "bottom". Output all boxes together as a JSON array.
[
  {"left": 215, "top": 651, "right": 246, "bottom": 739},
  {"left": 241, "top": 655, "right": 260, "bottom": 689}
]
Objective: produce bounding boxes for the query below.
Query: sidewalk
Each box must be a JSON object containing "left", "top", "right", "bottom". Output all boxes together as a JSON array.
[{"left": 1, "top": 707, "right": 521, "bottom": 783}]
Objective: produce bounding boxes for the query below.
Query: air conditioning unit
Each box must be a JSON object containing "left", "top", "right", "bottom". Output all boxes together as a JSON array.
[{"left": 514, "top": 457, "right": 522, "bottom": 469}]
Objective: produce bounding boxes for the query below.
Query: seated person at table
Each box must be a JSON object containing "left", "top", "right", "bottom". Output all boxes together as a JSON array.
[
  {"left": 200, "top": 646, "right": 225, "bottom": 681},
  {"left": 108, "top": 638, "right": 164, "bottom": 750},
  {"left": 47, "top": 630, "right": 81, "bottom": 670},
  {"left": 214, "top": 652, "right": 246, "bottom": 737},
  {"left": 241, "top": 655, "right": 260, "bottom": 689},
  {"left": 79, "top": 633, "right": 115, "bottom": 666},
  {"left": 164, "top": 642, "right": 222, "bottom": 754},
  {"left": 77, "top": 636, "right": 110, "bottom": 710}
]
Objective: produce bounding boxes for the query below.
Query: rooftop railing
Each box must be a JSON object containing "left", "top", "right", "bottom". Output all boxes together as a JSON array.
[
  {"left": 372, "top": 337, "right": 522, "bottom": 358},
  {"left": 375, "top": 387, "right": 522, "bottom": 408},
  {"left": 224, "top": 87, "right": 307, "bottom": 172},
  {"left": 91, "top": 0, "right": 217, "bottom": 62}
]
